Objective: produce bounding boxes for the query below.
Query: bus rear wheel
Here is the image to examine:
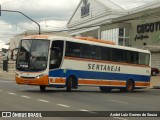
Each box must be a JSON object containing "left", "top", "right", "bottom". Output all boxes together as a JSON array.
[
  {"left": 126, "top": 80, "right": 134, "bottom": 92},
  {"left": 40, "top": 85, "right": 46, "bottom": 91},
  {"left": 99, "top": 87, "right": 111, "bottom": 93}
]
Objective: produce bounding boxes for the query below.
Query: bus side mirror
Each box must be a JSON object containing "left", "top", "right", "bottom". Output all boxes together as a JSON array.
[{"left": 11, "top": 48, "right": 19, "bottom": 61}]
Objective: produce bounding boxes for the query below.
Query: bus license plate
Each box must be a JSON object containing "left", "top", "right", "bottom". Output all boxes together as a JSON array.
[{"left": 24, "top": 80, "right": 31, "bottom": 84}]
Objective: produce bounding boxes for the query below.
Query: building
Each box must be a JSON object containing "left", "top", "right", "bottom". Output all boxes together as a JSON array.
[{"left": 67, "top": 0, "right": 160, "bottom": 69}]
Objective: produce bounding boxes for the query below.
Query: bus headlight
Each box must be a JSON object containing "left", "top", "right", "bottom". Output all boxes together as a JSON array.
[{"left": 36, "top": 73, "right": 47, "bottom": 79}]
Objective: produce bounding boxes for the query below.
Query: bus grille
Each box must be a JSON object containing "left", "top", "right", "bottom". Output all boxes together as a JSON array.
[{"left": 21, "top": 76, "right": 36, "bottom": 79}]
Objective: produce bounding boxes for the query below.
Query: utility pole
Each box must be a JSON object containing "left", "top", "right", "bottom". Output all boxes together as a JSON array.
[{"left": 1, "top": 9, "right": 41, "bottom": 35}]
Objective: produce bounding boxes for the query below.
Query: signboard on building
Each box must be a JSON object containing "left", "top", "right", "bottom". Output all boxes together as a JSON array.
[
  {"left": 135, "top": 21, "right": 160, "bottom": 41},
  {"left": 81, "top": 0, "right": 90, "bottom": 17}
]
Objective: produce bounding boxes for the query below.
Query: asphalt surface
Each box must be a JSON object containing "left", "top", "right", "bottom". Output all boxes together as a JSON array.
[{"left": 0, "top": 77, "right": 160, "bottom": 120}]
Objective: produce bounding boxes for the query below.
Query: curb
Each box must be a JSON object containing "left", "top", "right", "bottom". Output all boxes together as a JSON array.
[{"left": 152, "top": 86, "right": 160, "bottom": 89}]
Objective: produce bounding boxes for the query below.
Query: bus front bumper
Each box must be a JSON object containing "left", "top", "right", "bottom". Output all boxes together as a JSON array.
[{"left": 15, "top": 75, "right": 49, "bottom": 85}]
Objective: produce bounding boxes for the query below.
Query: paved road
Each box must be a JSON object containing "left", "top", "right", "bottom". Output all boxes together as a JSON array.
[{"left": 0, "top": 78, "right": 160, "bottom": 120}]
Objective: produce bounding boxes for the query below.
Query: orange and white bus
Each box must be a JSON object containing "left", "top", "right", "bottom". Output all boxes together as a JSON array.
[{"left": 14, "top": 35, "right": 151, "bottom": 92}]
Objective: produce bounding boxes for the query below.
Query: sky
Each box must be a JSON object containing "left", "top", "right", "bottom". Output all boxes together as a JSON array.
[
  {"left": 0, "top": 0, "right": 81, "bottom": 43},
  {"left": 0, "top": 0, "right": 157, "bottom": 44}
]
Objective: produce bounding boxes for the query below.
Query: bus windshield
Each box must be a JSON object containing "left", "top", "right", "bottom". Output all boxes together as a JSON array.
[{"left": 16, "top": 39, "right": 50, "bottom": 71}]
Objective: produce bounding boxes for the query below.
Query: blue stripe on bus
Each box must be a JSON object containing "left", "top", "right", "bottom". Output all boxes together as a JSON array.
[{"left": 49, "top": 69, "right": 150, "bottom": 82}]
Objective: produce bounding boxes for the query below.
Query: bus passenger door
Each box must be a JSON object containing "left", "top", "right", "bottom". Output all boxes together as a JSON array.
[{"left": 49, "top": 40, "right": 64, "bottom": 70}]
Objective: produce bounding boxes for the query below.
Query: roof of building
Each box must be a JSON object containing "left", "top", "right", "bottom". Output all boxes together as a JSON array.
[
  {"left": 68, "top": 0, "right": 160, "bottom": 27},
  {"left": 97, "top": 0, "right": 160, "bottom": 11}
]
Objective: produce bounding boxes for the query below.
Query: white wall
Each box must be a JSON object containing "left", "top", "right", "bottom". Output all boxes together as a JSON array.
[{"left": 68, "top": 0, "right": 110, "bottom": 28}]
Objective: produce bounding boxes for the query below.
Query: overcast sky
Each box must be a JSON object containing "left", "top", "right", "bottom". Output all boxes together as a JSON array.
[
  {"left": 0, "top": 0, "right": 156, "bottom": 44},
  {"left": 0, "top": 0, "right": 80, "bottom": 43}
]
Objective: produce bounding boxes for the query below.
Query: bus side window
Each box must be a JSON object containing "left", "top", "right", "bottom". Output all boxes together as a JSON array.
[
  {"left": 80, "top": 44, "right": 90, "bottom": 58},
  {"left": 126, "top": 51, "right": 139, "bottom": 64},
  {"left": 139, "top": 53, "right": 149, "bottom": 65},
  {"left": 66, "top": 42, "right": 80, "bottom": 57},
  {"left": 112, "top": 49, "right": 122, "bottom": 62},
  {"left": 101, "top": 47, "right": 111, "bottom": 61},
  {"left": 89, "top": 45, "right": 97, "bottom": 59}
]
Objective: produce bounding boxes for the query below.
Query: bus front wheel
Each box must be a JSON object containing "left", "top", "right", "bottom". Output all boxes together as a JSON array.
[
  {"left": 126, "top": 80, "right": 134, "bottom": 92},
  {"left": 66, "top": 77, "right": 72, "bottom": 92},
  {"left": 40, "top": 85, "right": 46, "bottom": 91}
]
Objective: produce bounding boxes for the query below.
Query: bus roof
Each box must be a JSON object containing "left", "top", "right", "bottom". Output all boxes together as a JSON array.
[
  {"left": 23, "top": 35, "right": 51, "bottom": 39},
  {"left": 75, "top": 37, "right": 116, "bottom": 45},
  {"left": 22, "top": 35, "right": 150, "bottom": 54}
]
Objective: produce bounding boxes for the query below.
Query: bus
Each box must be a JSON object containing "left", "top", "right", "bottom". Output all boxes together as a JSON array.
[{"left": 13, "top": 35, "right": 151, "bottom": 92}]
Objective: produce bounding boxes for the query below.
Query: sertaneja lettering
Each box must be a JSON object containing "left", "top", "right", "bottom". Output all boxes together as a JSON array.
[{"left": 88, "top": 63, "right": 120, "bottom": 72}]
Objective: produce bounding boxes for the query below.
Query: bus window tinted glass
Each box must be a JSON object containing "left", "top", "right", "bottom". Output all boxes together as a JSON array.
[
  {"left": 101, "top": 47, "right": 111, "bottom": 61},
  {"left": 112, "top": 49, "right": 126, "bottom": 62},
  {"left": 80, "top": 44, "right": 90, "bottom": 58},
  {"left": 65, "top": 41, "right": 150, "bottom": 66},
  {"left": 66, "top": 42, "right": 80, "bottom": 57},
  {"left": 139, "top": 53, "right": 150, "bottom": 65},
  {"left": 127, "top": 51, "right": 139, "bottom": 64}
]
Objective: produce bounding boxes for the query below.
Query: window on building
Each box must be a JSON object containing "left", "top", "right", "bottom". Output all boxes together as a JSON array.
[{"left": 101, "top": 28, "right": 130, "bottom": 46}]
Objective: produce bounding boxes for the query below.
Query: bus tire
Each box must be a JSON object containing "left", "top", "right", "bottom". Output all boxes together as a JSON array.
[
  {"left": 40, "top": 85, "right": 46, "bottom": 91},
  {"left": 66, "top": 77, "right": 72, "bottom": 92},
  {"left": 99, "top": 87, "right": 111, "bottom": 93},
  {"left": 126, "top": 80, "right": 134, "bottom": 92}
]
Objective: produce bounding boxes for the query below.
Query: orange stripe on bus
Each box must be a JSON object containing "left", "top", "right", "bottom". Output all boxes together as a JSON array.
[
  {"left": 135, "top": 82, "right": 150, "bottom": 87},
  {"left": 55, "top": 78, "right": 66, "bottom": 83},
  {"left": 75, "top": 37, "right": 115, "bottom": 45},
  {"left": 36, "top": 77, "right": 150, "bottom": 88},
  {"left": 64, "top": 56, "right": 150, "bottom": 68},
  {"left": 49, "top": 78, "right": 149, "bottom": 87},
  {"left": 78, "top": 79, "right": 126, "bottom": 86},
  {"left": 49, "top": 78, "right": 126, "bottom": 86}
]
